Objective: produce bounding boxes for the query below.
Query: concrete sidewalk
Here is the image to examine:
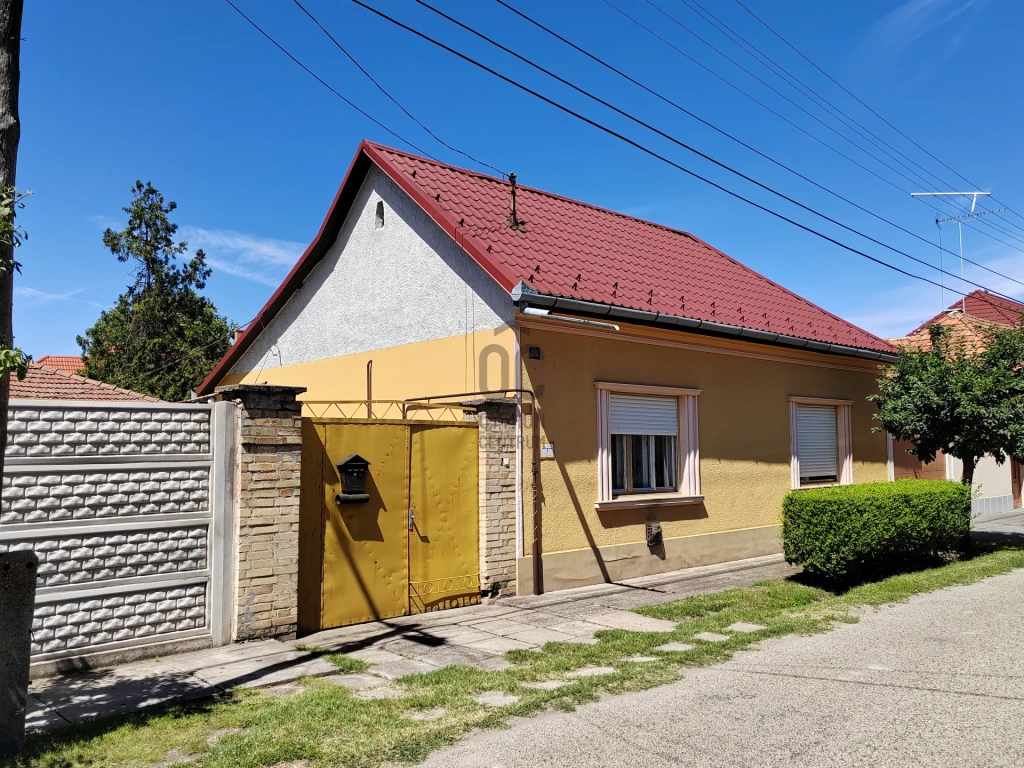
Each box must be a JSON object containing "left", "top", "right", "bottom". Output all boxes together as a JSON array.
[
  {"left": 27, "top": 554, "right": 795, "bottom": 731},
  {"left": 416, "top": 566, "right": 1024, "bottom": 767}
]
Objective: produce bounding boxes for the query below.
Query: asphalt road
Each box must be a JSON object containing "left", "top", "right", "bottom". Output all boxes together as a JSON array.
[{"left": 417, "top": 568, "right": 1024, "bottom": 768}]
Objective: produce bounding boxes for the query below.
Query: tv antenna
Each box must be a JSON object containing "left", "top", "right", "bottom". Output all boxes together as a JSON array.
[{"left": 910, "top": 191, "right": 1007, "bottom": 312}]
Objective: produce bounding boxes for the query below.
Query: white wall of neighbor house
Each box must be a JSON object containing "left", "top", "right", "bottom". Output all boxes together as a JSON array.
[
  {"left": 946, "top": 453, "right": 1015, "bottom": 516},
  {"left": 231, "top": 165, "right": 514, "bottom": 376}
]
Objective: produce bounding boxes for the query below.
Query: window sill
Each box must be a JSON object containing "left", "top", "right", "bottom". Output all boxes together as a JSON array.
[{"left": 595, "top": 493, "right": 704, "bottom": 511}]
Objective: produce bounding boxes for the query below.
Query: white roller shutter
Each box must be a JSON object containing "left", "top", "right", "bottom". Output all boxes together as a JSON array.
[
  {"left": 797, "top": 404, "right": 838, "bottom": 480},
  {"left": 610, "top": 394, "right": 678, "bottom": 436}
]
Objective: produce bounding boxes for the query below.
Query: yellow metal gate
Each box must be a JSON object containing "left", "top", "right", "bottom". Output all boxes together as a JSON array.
[{"left": 298, "top": 403, "right": 480, "bottom": 633}]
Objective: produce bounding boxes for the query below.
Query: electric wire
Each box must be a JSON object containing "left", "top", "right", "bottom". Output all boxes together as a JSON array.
[
  {"left": 730, "top": 0, "right": 1024, "bottom": 230},
  {"left": 491, "top": 0, "right": 1024, "bottom": 290},
  {"left": 675, "top": 0, "right": 1024, "bottom": 244},
  {"left": 347, "top": 0, "right": 1011, "bottom": 306},
  {"left": 222, "top": 0, "right": 437, "bottom": 161},
  {"left": 290, "top": 0, "right": 506, "bottom": 177},
  {"left": 603, "top": 0, "right": 1024, "bottom": 256},
  {"left": 405, "top": 0, "right": 1016, "bottom": 298}
]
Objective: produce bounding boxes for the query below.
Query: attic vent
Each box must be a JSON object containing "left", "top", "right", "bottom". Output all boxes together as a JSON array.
[{"left": 375, "top": 201, "right": 384, "bottom": 229}]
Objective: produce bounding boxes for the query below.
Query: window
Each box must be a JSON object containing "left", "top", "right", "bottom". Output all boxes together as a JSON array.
[
  {"left": 789, "top": 397, "right": 853, "bottom": 488},
  {"left": 375, "top": 200, "right": 385, "bottom": 229},
  {"left": 596, "top": 383, "right": 702, "bottom": 509}
]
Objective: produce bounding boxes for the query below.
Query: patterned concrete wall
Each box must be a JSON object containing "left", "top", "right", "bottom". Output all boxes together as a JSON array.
[{"left": 0, "top": 399, "right": 236, "bottom": 671}]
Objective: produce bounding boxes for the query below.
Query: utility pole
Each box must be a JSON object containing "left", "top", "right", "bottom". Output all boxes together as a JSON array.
[
  {"left": 0, "top": 0, "right": 20, "bottom": 481},
  {"left": 910, "top": 191, "right": 1006, "bottom": 313}
]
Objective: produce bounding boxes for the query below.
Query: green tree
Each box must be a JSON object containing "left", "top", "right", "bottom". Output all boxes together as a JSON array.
[
  {"left": 78, "top": 181, "right": 234, "bottom": 401},
  {"left": 870, "top": 323, "right": 1024, "bottom": 484}
]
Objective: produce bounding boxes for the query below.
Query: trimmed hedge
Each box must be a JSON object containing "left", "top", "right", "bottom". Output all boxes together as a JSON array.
[{"left": 782, "top": 480, "right": 972, "bottom": 584}]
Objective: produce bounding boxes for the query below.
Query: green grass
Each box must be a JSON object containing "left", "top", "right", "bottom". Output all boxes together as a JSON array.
[{"left": 11, "top": 544, "right": 1024, "bottom": 768}]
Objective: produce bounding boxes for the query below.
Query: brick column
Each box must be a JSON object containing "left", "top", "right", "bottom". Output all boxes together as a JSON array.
[
  {"left": 468, "top": 399, "right": 518, "bottom": 597},
  {"left": 216, "top": 384, "right": 305, "bottom": 640}
]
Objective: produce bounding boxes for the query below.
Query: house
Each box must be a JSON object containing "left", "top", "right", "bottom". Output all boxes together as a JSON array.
[
  {"left": 12, "top": 362, "right": 161, "bottom": 402},
  {"left": 34, "top": 355, "right": 85, "bottom": 376},
  {"left": 199, "top": 140, "right": 896, "bottom": 606},
  {"left": 890, "top": 290, "right": 1024, "bottom": 516}
]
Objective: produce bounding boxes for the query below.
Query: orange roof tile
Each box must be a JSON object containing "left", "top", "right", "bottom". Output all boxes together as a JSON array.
[
  {"left": 35, "top": 355, "right": 85, "bottom": 375},
  {"left": 11, "top": 364, "right": 162, "bottom": 402}
]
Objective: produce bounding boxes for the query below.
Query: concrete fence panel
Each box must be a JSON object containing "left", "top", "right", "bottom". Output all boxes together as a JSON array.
[{"left": 0, "top": 399, "right": 238, "bottom": 676}]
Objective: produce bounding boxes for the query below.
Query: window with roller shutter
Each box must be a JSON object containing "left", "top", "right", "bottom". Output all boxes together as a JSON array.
[{"left": 788, "top": 397, "right": 854, "bottom": 488}]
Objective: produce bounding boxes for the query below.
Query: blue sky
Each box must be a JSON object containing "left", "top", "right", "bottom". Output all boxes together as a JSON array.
[{"left": 19, "top": 0, "right": 1024, "bottom": 357}]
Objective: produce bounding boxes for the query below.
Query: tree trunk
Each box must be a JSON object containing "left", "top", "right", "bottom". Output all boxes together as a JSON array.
[
  {"left": 961, "top": 455, "right": 977, "bottom": 486},
  {"left": 0, "top": 0, "right": 22, "bottom": 480}
]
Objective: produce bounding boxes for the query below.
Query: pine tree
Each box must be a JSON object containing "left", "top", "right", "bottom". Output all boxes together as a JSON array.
[{"left": 78, "top": 182, "right": 233, "bottom": 401}]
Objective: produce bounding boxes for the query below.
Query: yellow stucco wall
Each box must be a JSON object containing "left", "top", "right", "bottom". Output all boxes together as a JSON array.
[
  {"left": 520, "top": 320, "right": 889, "bottom": 556},
  {"left": 219, "top": 327, "right": 516, "bottom": 403}
]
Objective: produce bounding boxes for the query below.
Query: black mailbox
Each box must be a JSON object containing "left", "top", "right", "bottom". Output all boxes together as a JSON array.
[{"left": 336, "top": 454, "right": 371, "bottom": 504}]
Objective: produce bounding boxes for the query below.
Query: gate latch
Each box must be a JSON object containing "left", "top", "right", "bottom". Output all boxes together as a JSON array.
[{"left": 408, "top": 508, "right": 416, "bottom": 531}]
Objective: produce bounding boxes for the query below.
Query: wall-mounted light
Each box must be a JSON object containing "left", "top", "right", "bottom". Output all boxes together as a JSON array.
[
  {"left": 528, "top": 346, "right": 542, "bottom": 360},
  {"left": 336, "top": 454, "right": 371, "bottom": 504}
]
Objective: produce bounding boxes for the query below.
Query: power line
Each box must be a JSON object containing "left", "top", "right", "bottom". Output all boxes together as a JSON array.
[
  {"left": 730, "top": 0, "right": 1024, "bottom": 231},
  {"left": 602, "top": 0, "right": 1024, "bottom": 257},
  {"left": 222, "top": 0, "right": 438, "bottom": 161},
  {"left": 677, "top": 0, "right": 1024, "bottom": 247},
  {"left": 346, "top": 0, "right": 1013, "bottom": 308},
  {"left": 405, "top": 0, "right": 1016, "bottom": 298},
  {"left": 290, "top": 0, "right": 506, "bottom": 177},
  {"left": 491, "top": 0, "right": 1024, "bottom": 290},
  {"left": 677, "top": 0, "right": 1024, "bottom": 245}
]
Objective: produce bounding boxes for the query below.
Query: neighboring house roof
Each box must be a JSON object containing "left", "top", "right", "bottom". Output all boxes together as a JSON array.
[
  {"left": 891, "top": 311, "right": 999, "bottom": 354},
  {"left": 11, "top": 364, "right": 162, "bottom": 402},
  {"left": 909, "top": 291, "right": 1024, "bottom": 335},
  {"left": 199, "top": 141, "right": 895, "bottom": 394},
  {"left": 35, "top": 355, "right": 85, "bottom": 375}
]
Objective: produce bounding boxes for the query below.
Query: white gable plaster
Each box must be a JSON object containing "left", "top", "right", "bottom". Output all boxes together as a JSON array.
[{"left": 231, "top": 165, "right": 514, "bottom": 375}]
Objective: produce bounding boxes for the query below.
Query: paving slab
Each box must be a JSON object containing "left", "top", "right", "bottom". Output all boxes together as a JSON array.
[
  {"left": 563, "top": 636, "right": 600, "bottom": 645},
  {"left": 726, "top": 622, "right": 767, "bottom": 633},
  {"left": 353, "top": 685, "right": 406, "bottom": 700},
  {"left": 692, "top": 632, "right": 731, "bottom": 643},
  {"left": 413, "top": 645, "right": 496, "bottom": 668},
  {"left": 522, "top": 680, "right": 571, "bottom": 690},
  {"left": 655, "top": 642, "right": 695, "bottom": 653},
  {"left": 206, "top": 727, "right": 243, "bottom": 746},
  {"left": 473, "top": 657, "right": 517, "bottom": 672},
  {"left": 622, "top": 656, "right": 660, "bottom": 663},
  {"left": 474, "top": 691, "right": 521, "bottom": 707},
  {"left": 318, "top": 673, "right": 385, "bottom": 691},
  {"left": 31, "top": 661, "right": 217, "bottom": 724},
  {"left": 513, "top": 611, "right": 577, "bottom": 629},
  {"left": 464, "top": 636, "right": 535, "bottom": 654},
  {"left": 469, "top": 619, "right": 539, "bottom": 637},
  {"left": 586, "top": 611, "right": 678, "bottom": 633},
  {"left": 262, "top": 684, "right": 305, "bottom": 697},
  {"left": 566, "top": 666, "right": 617, "bottom": 678},
  {"left": 346, "top": 647, "right": 407, "bottom": 665},
  {"left": 506, "top": 628, "right": 576, "bottom": 645},
  {"left": 368, "top": 658, "right": 440, "bottom": 680},
  {"left": 546, "top": 620, "right": 607, "bottom": 637},
  {"left": 24, "top": 696, "right": 68, "bottom": 732},
  {"left": 167, "top": 644, "right": 336, "bottom": 690}
]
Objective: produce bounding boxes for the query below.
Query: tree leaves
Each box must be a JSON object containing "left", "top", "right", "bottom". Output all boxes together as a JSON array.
[
  {"left": 78, "top": 182, "right": 234, "bottom": 401},
  {"left": 871, "top": 322, "right": 1024, "bottom": 483}
]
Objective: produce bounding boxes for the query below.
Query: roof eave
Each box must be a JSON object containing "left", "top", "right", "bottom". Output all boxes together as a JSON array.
[{"left": 512, "top": 285, "right": 898, "bottom": 364}]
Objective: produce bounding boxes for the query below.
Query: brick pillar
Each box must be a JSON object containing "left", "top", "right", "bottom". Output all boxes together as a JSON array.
[
  {"left": 470, "top": 399, "right": 518, "bottom": 597},
  {"left": 216, "top": 384, "right": 305, "bottom": 640}
]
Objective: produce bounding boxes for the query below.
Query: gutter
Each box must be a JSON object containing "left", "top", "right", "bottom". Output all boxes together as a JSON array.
[{"left": 511, "top": 282, "right": 898, "bottom": 364}]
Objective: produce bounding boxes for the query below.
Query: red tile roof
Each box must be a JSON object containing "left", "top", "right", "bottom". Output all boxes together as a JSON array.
[
  {"left": 199, "top": 141, "right": 894, "bottom": 394},
  {"left": 35, "top": 355, "right": 84, "bottom": 375},
  {"left": 12, "top": 364, "right": 162, "bottom": 402},
  {"left": 909, "top": 290, "right": 1024, "bottom": 335}
]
